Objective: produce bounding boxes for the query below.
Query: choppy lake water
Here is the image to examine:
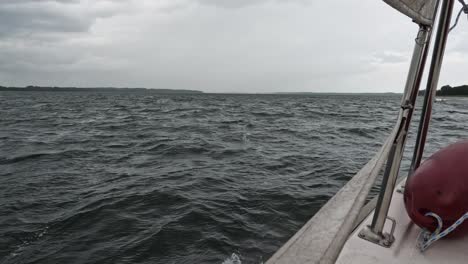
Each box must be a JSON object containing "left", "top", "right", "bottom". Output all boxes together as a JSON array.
[{"left": 1, "top": 92, "right": 467, "bottom": 264}]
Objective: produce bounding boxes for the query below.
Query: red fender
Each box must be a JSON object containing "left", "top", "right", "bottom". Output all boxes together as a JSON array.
[{"left": 404, "top": 140, "right": 468, "bottom": 237}]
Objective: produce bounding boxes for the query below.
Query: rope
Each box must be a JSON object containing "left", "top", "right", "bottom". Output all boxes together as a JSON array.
[
  {"left": 449, "top": 0, "right": 468, "bottom": 32},
  {"left": 417, "top": 211, "right": 468, "bottom": 251}
]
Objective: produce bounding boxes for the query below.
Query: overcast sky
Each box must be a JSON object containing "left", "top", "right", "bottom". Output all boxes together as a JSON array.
[{"left": 0, "top": 0, "right": 466, "bottom": 93}]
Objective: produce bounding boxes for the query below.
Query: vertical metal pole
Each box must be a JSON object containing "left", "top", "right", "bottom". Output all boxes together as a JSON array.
[
  {"left": 359, "top": 24, "right": 434, "bottom": 247},
  {"left": 402, "top": 25, "right": 434, "bottom": 134},
  {"left": 370, "top": 26, "right": 431, "bottom": 235},
  {"left": 409, "top": 0, "right": 455, "bottom": 176}
]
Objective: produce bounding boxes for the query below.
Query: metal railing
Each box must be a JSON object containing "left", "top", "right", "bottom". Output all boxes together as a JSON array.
[{"left": 360, "top": 0, "right": 454, "bottom": 248}]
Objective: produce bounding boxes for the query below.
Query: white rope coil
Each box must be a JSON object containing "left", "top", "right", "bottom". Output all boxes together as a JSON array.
[{"left": 417, "top": 212, "right": 468, "bottom": 251}]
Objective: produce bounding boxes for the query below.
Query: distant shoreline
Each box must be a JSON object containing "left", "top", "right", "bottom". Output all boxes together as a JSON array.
[
  {"left": 3, "top": 85, "right": 466, "bottom": 95},
  {"left": 0, "top": 87, "right": 402, "bottom": 95},
  {"left": 418, "top": 85, "right": 468, "bottom": 97},
  {"left": 437, "top": 85, "right": 468, "bottom": 96},
  {"left": 0, "top": 86, "right": 203, "bottom": 94}
]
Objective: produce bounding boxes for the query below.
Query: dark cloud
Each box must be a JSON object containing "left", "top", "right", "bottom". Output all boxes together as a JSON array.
[
  {"left": 0, "top": 6, "right": 90, "bottom": 37},
  {"left": 0, "top": 0, "right": 129, "bottom": 37}
]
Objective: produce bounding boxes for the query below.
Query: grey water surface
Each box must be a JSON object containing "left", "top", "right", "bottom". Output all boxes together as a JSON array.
[{"left": 1, "top": 92, "right": 467, "bottom": 264}]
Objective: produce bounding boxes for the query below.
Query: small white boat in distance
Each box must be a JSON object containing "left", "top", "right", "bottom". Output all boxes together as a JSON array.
[{"left": 266, "top": 0, "right": 468, "bottom": 263}]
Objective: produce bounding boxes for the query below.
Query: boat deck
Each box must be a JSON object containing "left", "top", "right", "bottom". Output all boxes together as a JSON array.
[{"left": 336, "top": 181, "right": 468, "bottom": 264}]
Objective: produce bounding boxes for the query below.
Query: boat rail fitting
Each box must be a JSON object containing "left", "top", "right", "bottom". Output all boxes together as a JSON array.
[
  {"left": 358, "top": 216, "right": 396, "bottom": 247},
  {"left": 358, "top": 137, "right": 403, "bottom": 247}
]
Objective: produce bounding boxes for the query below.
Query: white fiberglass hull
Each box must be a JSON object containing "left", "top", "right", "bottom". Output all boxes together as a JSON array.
[{"left": 336, "top": 180, "right": 468, "bottom": 264}]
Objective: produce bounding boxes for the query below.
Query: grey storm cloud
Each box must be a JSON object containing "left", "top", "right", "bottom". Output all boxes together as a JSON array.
[
  {"left": 0, "top": 5, "right": 89, "bottom": 36},
  {"left": 0, "top": 0, "right": 467, "bottom": 93},
  {"left": 0, "top": 0, "right": 130, "bottom": 37}
]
